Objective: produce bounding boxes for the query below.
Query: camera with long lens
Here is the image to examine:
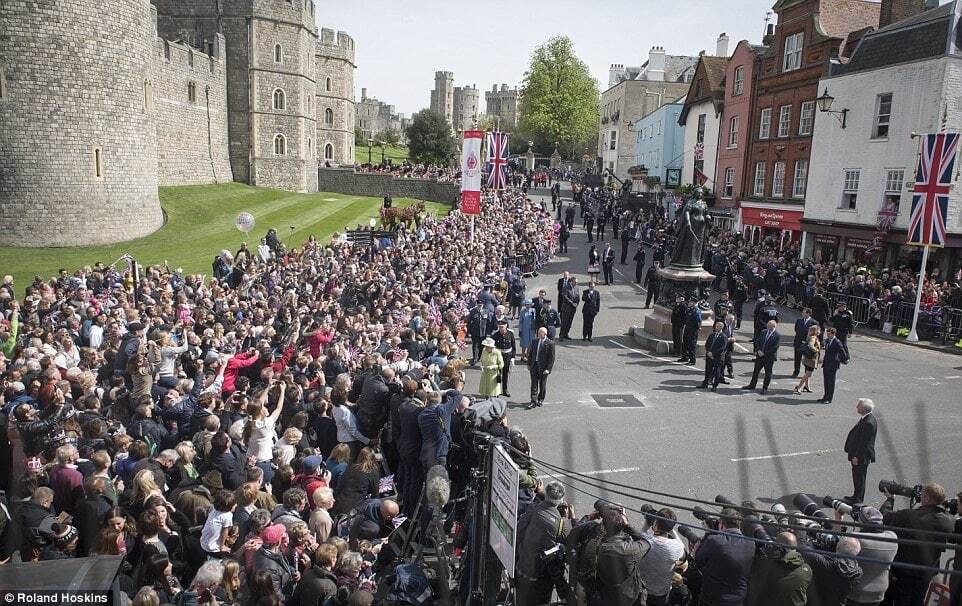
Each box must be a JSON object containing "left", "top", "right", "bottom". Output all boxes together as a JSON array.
[
  {"left": 822, "top": 495, "right": 863, "bottom": 521},
  {"left": 878, "top": 480, "right": 923, "bottom": 502},
  {"left": 794, "top": 494, "right": 829, "bottom": 523},
  {"left": 692, "top": 506, "right": 719, "bottom": 531},
  {"left": 715, "top": 494, "right": 737, "bottom": 507},
  {"left": 677, "top": 524, "right": 702, "bottom": 549},
  {"left": 742, "top": 515, "right": 771, "bottom": 542}
]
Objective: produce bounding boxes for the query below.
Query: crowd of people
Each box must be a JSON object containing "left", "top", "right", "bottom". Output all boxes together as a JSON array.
[
  {"left": 0, "top": 180, "right": 560, "bottom": 605},
  {"left": 353, "top": 161, "right": 460, "bottom": 183}
]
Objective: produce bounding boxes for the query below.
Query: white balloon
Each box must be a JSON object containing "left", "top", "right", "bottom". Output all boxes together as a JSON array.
[{"left": 235, "top": 212, "right": 255, "bottom": 233}]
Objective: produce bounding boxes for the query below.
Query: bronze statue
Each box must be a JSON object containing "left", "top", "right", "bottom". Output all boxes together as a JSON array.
[{"left": 669, "top": 197, "right": 712, "bottom": 270}]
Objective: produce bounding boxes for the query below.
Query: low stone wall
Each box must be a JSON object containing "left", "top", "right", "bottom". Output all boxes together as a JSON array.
[{"left": 317, "top": 168, "right": 459, "bottom": 204}]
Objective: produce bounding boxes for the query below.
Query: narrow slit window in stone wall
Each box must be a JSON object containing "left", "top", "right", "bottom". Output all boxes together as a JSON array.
[
  {"left": 144, "top": 79, "right": 151, "bottom": 112},
  {"left": 164, "top": 42, "right": 171, "bottom": 62},
  {"left": 0, "top": 66, "right": 5, "bottom": 100},
  {"left": 326, "top": 77, "right": 332, "bottom": 92},
  {"left": 324, "top": 143, "right": 333, "bottom": 160},
  {"left": 188, "top": 82, "right": 197, "bottom": 103},
  {"left": 188, "top": 50, "right": 194, "bottom": 68},
  {"left": 93, "top": 148, "right": 104, "bottom": 180},
  {"left": 274, "top": 44, "right": 282, "bottom": 63},
  {"left": 324, "top": 108, "right": 333, "bottom": 125}
]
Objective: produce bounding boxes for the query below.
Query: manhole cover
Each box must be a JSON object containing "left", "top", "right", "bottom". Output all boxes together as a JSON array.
[{"left": 591, "top": 394, "right": 645, "bottom": 408}]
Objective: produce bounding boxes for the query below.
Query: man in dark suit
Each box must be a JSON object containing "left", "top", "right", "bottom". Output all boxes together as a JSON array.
[
  {"left": 670, "top": 295, "right": 687, "bottom": 360},
  {"left": 820, "top": 327, "right": 848, "bottom": 403},
  {"left": 633, "top": 245, "right": 646, "bottom": 284},
  {"left": 558, "top": 277, "right": 580, "bottom": 341},
  {"left": 491, "top": 321, "right": 516, "bottom": 398},
  {"left": 810, "top": 288, "right": 831, "bottom": 330},
  {"left": 526, "top": 327, "right": 555, "bottom": 410},
  {"left": 620, "top": 227, "right": 632, "bottom": 265},
  {"left": 742, "top": 319, "right": 780, "bottom": 394},
  {"left": 556, "top": 271, "right": 572, "bottom": 303},
  {"left": 792, "top": 308, "right": 818, "bottom": 377},
  {"left": 602, "top": 243, "right": 616, "bottom": 285},
  {"left": 581, "top": 281, "right": 601, "bottom": 341},
  {"left": 565, "top": 204, "right": 575, "bottom": 231},
  {"left": 680, "top": 299, "right": 702, "bottom": 366},
  {"left": 700, "top": 321, "right": 727, "bottom": 391},
  {"left": 843, "top": 398, "right": 877, "bottom": 502},
  {"left": 643, "top": 262, "right": 661, "bottom": 308}
]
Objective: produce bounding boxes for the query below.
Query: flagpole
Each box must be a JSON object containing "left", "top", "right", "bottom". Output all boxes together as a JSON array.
[{"left": 906, "top": 244, "right": 930, "bottom": 342}]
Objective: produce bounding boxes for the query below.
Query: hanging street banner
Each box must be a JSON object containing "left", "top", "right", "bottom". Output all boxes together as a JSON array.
[
  {"left": 489, "top": 443, "right": 520, "bottom": 577},
  {"left": 907, "top": 132, "right": 959, "bottom": 247},
  {"left": 460, "top": 130, "right": 483, "bottom": 215}
]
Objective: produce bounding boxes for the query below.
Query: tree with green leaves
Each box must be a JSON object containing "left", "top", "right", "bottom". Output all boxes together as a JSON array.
[
  {"left": 380, "top": 129, "right": 401, "bottom": 146},
  {"left": 405, "top": 110, "right": 456, "bottom": 165},
  {"left": 517, "top": 36, "right": 599, "bottom": 159}
]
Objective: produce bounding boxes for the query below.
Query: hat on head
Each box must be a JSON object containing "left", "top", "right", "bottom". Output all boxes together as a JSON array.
[
  {"left": 10, "top": 381, "right": 25, "bottom": 393},
  {"left": 544, "top": 481, "right": 566, "bottom": 506},
  {"left": 481, "top": 337, "right": 496, "bottom": 348},
  {"left": 497, "top": 320, "right": 508, "bottom": 326},
  {"left": 127, "top": 322, "right": 145, "bottom": 332},
  {"left": 302, "top": 455, "right": 324, "bottom": 474},
  {"left": 201, "top": 470, "right": 224, "bottom": 491},
  {"left": 260, "top": 523, "right": 288, "bottom": 546},
  {"left": 859, "top": 507, "right": 883, "bottom": 525}
]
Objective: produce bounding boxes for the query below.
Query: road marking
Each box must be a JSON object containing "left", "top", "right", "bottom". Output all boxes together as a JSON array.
[
  {"left": 543, "top": 466, "right": 641, "bottom": 478},
  {"left": 945, "top": 375, "right": 962, "bottom": 379},
  {"left": 609, "top": 338, "right": 702, "bottom": 369},
  {"left": 730, "top": 449, "right": 838, "bottom": 462}
]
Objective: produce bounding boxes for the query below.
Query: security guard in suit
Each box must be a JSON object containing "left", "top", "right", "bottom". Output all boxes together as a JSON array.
[
  {"left": 700, "top": 321, "right": 727, "bottom": 391},
  {"left": 670, "top": 295, "right": 687, "bottom": 357},
  {"left": 680, "top": 298, "right": 702, "bottom": 366}
]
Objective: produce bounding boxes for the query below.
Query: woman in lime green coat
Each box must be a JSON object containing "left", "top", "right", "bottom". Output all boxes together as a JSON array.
[{"left": 478, "top": 337, "right": 504, "bottom": 398}]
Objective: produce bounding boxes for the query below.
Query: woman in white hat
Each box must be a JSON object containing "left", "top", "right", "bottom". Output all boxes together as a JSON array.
[{"left": 478, "top": 337, "right": 504, "bottom": 398}]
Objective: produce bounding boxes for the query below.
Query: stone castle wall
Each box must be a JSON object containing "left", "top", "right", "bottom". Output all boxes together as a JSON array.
[
  {"left": 0, "top": 0, "right": 164, "bottom": 247},
  {"left": 152, "top": 34, "right": 234, "bottom": 185},
  {"left": 316, "top": 29, "right": 355, "bottom": 166},
  {"left": 317, "top": 169, "right": 459, "bottom": 204}
]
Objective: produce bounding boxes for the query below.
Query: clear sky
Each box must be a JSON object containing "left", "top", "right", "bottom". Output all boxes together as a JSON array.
[{"left": 316, "top": 0, "right": 797, "bottom": 116}]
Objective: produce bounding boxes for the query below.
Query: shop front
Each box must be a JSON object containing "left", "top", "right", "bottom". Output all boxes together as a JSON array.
[
  {"left": 843, "top": 237, "right": 873, "bottom": 262},
  {"left": 740, "top": 205, "right": 804, "bottom": 249},
  {"left": 811, "top": 234, "right": 839, "bottom": 262}
]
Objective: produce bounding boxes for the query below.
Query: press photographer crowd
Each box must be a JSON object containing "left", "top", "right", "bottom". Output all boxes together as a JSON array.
[{"left": 0, "top": 173, "right": 960, "bottom": 606}]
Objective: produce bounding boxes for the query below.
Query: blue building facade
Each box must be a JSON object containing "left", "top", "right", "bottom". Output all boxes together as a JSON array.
[{"left": 632, "top": 100, "right": 685, "bottom": 197}]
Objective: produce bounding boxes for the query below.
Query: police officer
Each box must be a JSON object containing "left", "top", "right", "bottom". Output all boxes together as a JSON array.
[
  {"left": 681, "top": 298, "right": 702, "bottom": 366},
  {"left": 713, "top": 291, "right": 733, "bottom": 322},
  {"left": 491, "top": 320, "right": 516, "bottom": 397},
  {"left": 731, "top": 277, "right": 748, "bottom": 329},
  {"left": 831, "top": 302, "right": 854, "bottom": 346},
  {"left": 644, "top": 262, "right": 661, "bottom": 308},
  {"left": 754, "top": 292, "right": 779, "bottom": 343},
  {"left": 620, "top": 224, "right": 632, "bottom": 265},
  {"left": 633, "top": 244, "right": 646, "bottom": 284},
  {"left": 671, "top": 295, "right": 687, "bottom": 359}
]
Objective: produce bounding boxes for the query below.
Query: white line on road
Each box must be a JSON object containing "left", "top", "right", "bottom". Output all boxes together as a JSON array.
[
  {"left": 945, "top": 376, "right": 962, "bottom": 379},
  {"left": 608, "top": 338, "right": 702, "bottom": 369},
  {"left": 543, "top": 466, "right": 642, "bottom": 478},
  {"left": 730, "top": 449, "right": 838, "bottom": 462}
]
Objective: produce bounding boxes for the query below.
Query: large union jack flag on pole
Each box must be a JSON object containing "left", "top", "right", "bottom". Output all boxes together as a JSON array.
[
  {"left": 908, "top": 132, "right": 959, "bottom": 247},
  {"left": 485, "top": 131, "right": 509, "bottom": 190}
]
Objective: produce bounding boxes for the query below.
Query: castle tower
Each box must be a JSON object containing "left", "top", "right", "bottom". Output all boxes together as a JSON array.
[
  {"left": 0, "top": 0, "right": 164, "bottom": 246},
  {"left": 153, "top": 0, "right": 321, "bottom": 193},
  {"left": 316, "top": 29, "right": 356, "bottom": 166},
  {"left": 431, "top": 70, "right": 454, "bottom": 125},
  {"left": 453, "top": 84, "right": 480, "bottom": 132}
]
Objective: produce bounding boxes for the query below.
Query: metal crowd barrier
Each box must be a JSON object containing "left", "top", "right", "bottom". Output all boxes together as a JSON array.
[
  {"left": 823, "top": 292, "right": 872, "bottom": 329},
  {"left": 883, "top": 302, "right": 962, "bottom": 344}
]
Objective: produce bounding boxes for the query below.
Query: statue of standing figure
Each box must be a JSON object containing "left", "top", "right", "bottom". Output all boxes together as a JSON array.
[{"left": 669, "top": 197, "right": 712, "bottom": 270}]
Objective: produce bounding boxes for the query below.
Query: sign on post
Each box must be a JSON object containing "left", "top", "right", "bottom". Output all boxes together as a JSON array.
[{"left": 488, "top": 444, "right": 520, "bottom": 577}]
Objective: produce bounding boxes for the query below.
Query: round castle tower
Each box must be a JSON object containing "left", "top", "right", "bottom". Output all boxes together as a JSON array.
[
  {"left": 316, "top": 29, "right": 356, "bottom": 167},
  {"left": 0, "top": 0, "right": 163, "bottom": 247}
]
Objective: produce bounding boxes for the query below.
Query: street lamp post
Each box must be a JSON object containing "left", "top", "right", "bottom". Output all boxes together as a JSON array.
[
  {"left": 380, "top": 144, "right": 386, "bottom": 166},
  {"left": 367, "top": 138, "right": 373, "bottom": 164},
  {"left": 816, "top": 88, "right": 849, "bottom": 129}
]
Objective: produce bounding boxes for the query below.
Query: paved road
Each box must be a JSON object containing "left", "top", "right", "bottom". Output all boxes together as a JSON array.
[{"left": 464, "top": 191, "right": 962, "bottom": 524}]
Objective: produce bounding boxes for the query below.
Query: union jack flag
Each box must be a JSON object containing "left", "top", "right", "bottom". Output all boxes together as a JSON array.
[
  {"left": 908, "top": 132, "right": 959, "bottom": 247},
  {"left": 486, "top": 131, "right": 509, "bottom": 190}
]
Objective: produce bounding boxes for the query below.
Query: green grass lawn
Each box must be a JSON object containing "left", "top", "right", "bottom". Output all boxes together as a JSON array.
[
  {"left": 0, "top": 183, "right": 447, "bottom": 287},
  {"left": 355, "top": 143, "right": 408, "bottom": 165}
]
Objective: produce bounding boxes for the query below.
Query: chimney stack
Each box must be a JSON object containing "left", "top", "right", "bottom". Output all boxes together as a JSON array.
[
  {"left": 716, "top": 32, "right": 730, "bottom": 57},
  {"left": 647, "top": 48, "right": 666, "bottom": 82},
  {"left": 879, "top": 0, "right": 925, "bottom": 28},
  {"left": 361, "top": 87, "right": 367, "bottom": 100}
]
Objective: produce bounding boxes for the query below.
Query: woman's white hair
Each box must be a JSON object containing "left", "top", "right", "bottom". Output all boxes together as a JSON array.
[{"left": 191, "top": 559, "right": 225, "bottom": 589}]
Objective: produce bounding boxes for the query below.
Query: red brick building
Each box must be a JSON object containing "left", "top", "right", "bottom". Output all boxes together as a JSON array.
[
  {"left": 740, "top": 0, "right": 879, "bottom": 246},
  {"left": 714, "top": 40, "right": 767, "bottom": 231}
]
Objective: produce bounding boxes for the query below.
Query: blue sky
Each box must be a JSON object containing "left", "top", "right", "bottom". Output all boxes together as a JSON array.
[{"left": 317, "top": 0, "right": 799, "bottom": 116}]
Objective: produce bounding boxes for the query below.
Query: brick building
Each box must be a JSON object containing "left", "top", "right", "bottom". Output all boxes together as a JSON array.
[
  {"left": 714, "top": 40, "right": 767, "bottom": 230},
  {"left": 740, "top": 0, "right": 879, "bottom": 246}
]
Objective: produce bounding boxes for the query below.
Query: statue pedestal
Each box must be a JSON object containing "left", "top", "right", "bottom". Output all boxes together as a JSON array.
[{"left": 630, "top": 266, "right": 716, "bottom": 354}]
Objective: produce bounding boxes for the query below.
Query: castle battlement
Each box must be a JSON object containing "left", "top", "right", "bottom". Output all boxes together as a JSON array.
[{"left": 317, "top": 28, "right": 355, "bottom": 64}]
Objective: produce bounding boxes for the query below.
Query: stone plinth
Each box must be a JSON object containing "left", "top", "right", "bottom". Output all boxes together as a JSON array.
[{"left": 634, "top": 266, "right": 716, "bottom": 354}]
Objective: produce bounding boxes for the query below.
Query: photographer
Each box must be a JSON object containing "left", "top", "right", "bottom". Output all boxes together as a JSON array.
[
  {"left": 799, "top": 534, "right": 863, "bottom": 606},
  {"left": 881, "top": 482, "right": 955, "bottom": 606},
  {"left": 568, "top": 500, "right": 620, "bottom": 604},
  {"left": 746, "top": 531, "right": 813, "bottom": 606},
  {"left": 578, "top": 506, "right": 651, "bottom": 606},
  {"left": 637, "top": 507, "right": 686, "bottom": 606},
  {"left": 516, "top": 481, "right": 573, "bottom": 606},
  {"left": 693, "top": 507, "right": 755, "bottom": 606},
  {"left": 844, "top": 507, "right": 897, "bottom": 606}
]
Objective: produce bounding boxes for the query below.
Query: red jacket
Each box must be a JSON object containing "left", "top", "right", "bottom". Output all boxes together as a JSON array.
[{"left": 222, "top": 352, "right": 259, "bottom": 394}]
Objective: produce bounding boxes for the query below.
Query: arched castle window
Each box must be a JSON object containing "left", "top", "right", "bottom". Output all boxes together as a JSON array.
[
  {"left": 324, "top": 143, "right": 333, "bottom": 160},
  {"left": 273, "top": 89, "right": 286, "bottom": 111},
  {"left": 324, "top": 108, "right": 334, "bottom": 126},
  {"left": 164, "top": 41, "right": 171, "bottom": 62},
  {"left": 325, "top": 77, "right": 332, "bottom": 92},
  {"left": 273, "top": 44, "right": 282, "bottom": 64},
  {"left": 188, "top": 50, "right": 194, "bottom": 68},
  {"left": 274, "top": 134, "right": 287, "bottom": 156},
  {"left": 187, "top": 81, "right": 197, "bottom": 104}
]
